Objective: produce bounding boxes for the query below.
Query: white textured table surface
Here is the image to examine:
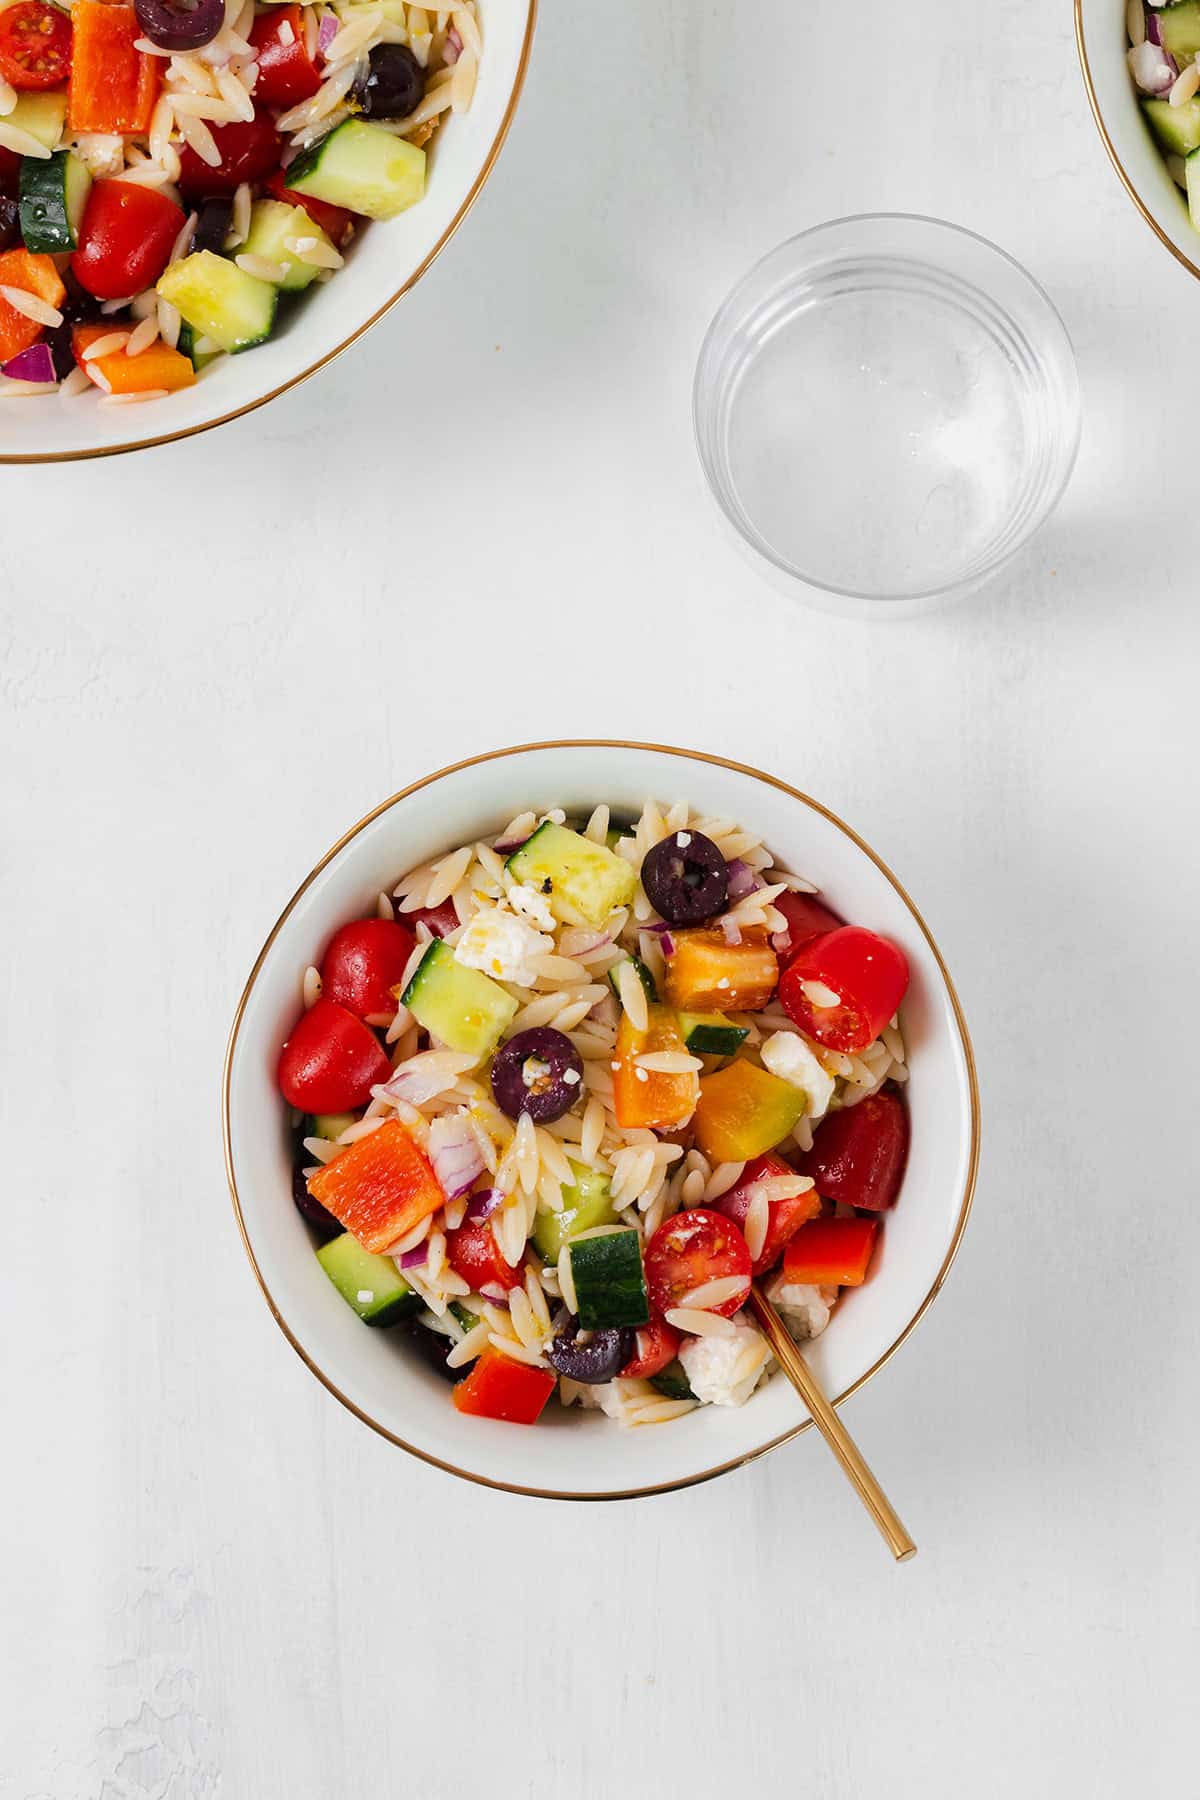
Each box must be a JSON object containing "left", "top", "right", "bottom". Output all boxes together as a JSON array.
[{"left": 3, "top": 3, "right": 1198, "bottom": 1796}]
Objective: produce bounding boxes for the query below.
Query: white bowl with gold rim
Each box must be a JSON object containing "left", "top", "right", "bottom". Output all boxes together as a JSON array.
[
  {"left": 1, "top": 0, "right": 535, "bottom": 465},
  {"left": 223, "top": 742, "right": 980, "bottom": 1501},
  {"left": 1077, "top": 0, "right": 1200, "bottom": 281}
]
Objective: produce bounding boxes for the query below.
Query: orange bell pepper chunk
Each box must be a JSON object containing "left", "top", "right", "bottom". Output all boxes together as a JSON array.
[
  {"left": 693, "top": 1058, "right": 805, "bottom": 1164},
  {"left": 783, "top": 1216, "right": 878, "bottom": 1287},
  {"left": 0, "top": 250, "right": 66, "bottom": 363},
  {"left": 73, "top": 323, "right": 195, "bottom": 394},
  {"left": 612, "top": 1002, "right": 700, "bottom": 1132},
  {"left": 68, "top": 1, "right": 161, "bottom": 135},
  {"left": 307, "top": 1118, "right": 444, "bottom": 1254},
  {"left": 663, "top": 928, "right": 778, "bottom": 1013},
  {"left": 452, "top": 1348, "right": 556, "bottom": 1424}
]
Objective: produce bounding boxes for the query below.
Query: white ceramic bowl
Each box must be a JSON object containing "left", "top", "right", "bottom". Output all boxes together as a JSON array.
[
  {"left": 1, "top": 1, "right": 535, "bottom": 465},
  {"left": 223, "top": 742, "right": 980, "bottom": 1500},
  {"left": 1077, "top": 0, "right": 1200, "bottom": 281}
]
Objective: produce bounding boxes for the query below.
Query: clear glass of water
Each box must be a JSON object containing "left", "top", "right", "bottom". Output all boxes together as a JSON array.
[{"left": 693, "top": 214, "right": 1081, "bottom": 610}]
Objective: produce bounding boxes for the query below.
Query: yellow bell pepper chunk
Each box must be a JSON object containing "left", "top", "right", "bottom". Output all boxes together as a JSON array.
[{"left": 693, "top": 1059, "right": 805, "bottom": 1163}]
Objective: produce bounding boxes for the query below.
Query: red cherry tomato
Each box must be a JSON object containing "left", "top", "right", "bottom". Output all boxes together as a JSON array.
[
  {"left": 319, "top": 918, "right": 416, "bottom": 1021},
  {"left": 795, "top": 1090, "right": 909, "bottom": 1212},
  {"left": 277, "top": 997, "right": 390, "bottom": 1113},
  {"left": 178, "top": 109, "right": 282, "bottom": 197},
  {"left": 250, "top": 4, "right": 323, "bottom": 108},
  {"left": 644, "top": 1208, "right": 752, "bottom": 1319},
  {"left": 0, "top": 147, "right": 21, "bottom": 185},
  {"left": 446, "top": 1217, "right": 523, "bottom": 1293},
  {"left": 713, "top": 1152, "right": 822, "bottom": 1275},
  {"left": 620, "top": 1317, "right": 681, "bottom": 1378},
  {"left": 264, "top": 168, "right": 355, "bottom": 246},
  {"left": 772, "top": 891, "right": 844, "bottom": 965},
  {"left": 71, "top": 180, "right": 184, "bottom": 301},
  {"left": 778, "top": 925, "right": 909, "bottom": 1054},
  {"left": 393, "top": 895, "right": 460, "bottom": 939},
  {"left": 0, "top": 2, "right": 72, "bottom": 91}
]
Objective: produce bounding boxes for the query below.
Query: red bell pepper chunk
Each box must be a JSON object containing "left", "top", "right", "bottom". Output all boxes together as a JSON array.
[
  {"left": 783, "top": 1216, "right": 878, "bottom": 1287},
  {"left": 68, "top": 0, "right": 160, "bottom": 135},
  {"left": 306, "top": 1117, "right": 443, "bottom": 1254},
  {"left": 713, "top": 1152, "right": 822, "bottom": 1274},
  {"left": 771, "top": 890, "right": 844, "bottom": 964},
  {"left": 250, "top": 4, "right": 323, "bottom": 108},
  {"left": 778, "top": 925, "right": 909, "bottom": 1054},
  {"left": 0, "top": 247, "right": 64, "bottom": 362},
  {"left": 795, "top": 1090, "right": 909, "bottom": 1212},
  {"left": 452, "top": 1348, "right": 557, "bottom": 1424}
]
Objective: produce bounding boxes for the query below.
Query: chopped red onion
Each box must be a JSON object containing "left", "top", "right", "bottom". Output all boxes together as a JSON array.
[
  {"left": 381, "top": 1059, "right": 452, "bottom": 1108},
  {"left": 480, "top": 1282, "right": 509, "bottom": 1302},
  {"left": 2, "top": 344, "right": 55, "bottom": 385},
  {"left": 720, "top": 915, "right": 743, "bottom": 947},
  {"left": 725, "top": 858, "right": 759, "bottom": 901},
  {"left": 493, "top": 836, "right": 529, "bottom": 854},
  {"left": 1129, "top": 39, "right": 1176, "bottom": 93},
  {"left": 444, "top": 24, "right": 462, "bottom": 61},
  {"left": 399, "top": 1245, "right": 428, "bottom": 1270},
  {"left": 429, "top": 1112, "right": 486, "bottom": 1200},
  {"left": 660, "top": 930, "right": 676, "bottom": 957},
  {"left": 465, "top": 1186, "right": 503, "bottom": 1221},
  {"left": 317, "top": 12, "right": 338, "bottom": 55},
  {"left": 1146, "top": 8, "right": 1163, "bottom": 45}
]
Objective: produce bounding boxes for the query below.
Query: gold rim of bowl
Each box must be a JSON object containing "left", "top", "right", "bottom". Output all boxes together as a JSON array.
[{"left": 0, "top": 1, "right": 538, "bottom": 465}]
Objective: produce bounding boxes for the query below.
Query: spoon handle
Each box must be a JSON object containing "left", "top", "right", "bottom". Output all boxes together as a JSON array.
[{"left": 749, "top": 1285, "right": 917, "bottom": 1563}]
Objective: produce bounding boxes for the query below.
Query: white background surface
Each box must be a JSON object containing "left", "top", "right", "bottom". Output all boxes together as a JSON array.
[{"left": 2, "top": 2, "right": 1197, "bottom": 1795}]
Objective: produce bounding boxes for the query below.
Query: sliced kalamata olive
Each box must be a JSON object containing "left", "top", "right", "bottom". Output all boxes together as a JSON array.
[
  {"left": 191, "top": 196, "right": 234, "bottom": 256},
  {"left": 351, "top": 43, "right": 426, "bottom": 119},
  {"left": 292, "top": 1146, "right": 341, "bottom": 1241},
  {"left": 0, "top": 190, "right": 19, "bottom": 254},
  {"left": 405, "top": 1321, "right": 464, "bottom": 1383},
  {"left": 43, "top": 322, "right": 77, "bottom": 382},
  {"left": 57, "top": 267, "right": 97, "bottom": 325},
  {"left": 641, "top": 830, "right": 729, "bottom": 925},
  {"left": 544, "top": 1319, "right": 632, "bottom": 1384},
  {"left": 135, "top": 0, "right": 224, "bottom": 51},
  {"left": 491, "top": 1026, "right": 584, "bottom": 1124}
]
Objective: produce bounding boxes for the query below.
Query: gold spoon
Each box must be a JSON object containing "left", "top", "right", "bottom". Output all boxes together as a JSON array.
[{"left": 748, "top": 1284, "right": 916, "bottom": 1562}]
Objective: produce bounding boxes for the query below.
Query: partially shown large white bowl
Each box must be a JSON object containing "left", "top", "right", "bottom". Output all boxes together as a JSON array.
[
  {"left": 1077, "top": 0, "right": 1200, "bottom": 282},
  {"left": 1, "top": 1, "right": 535, "bottom": 464},
  {"left": 223, "top": 743, "right": 980, "bottom": 1501}
]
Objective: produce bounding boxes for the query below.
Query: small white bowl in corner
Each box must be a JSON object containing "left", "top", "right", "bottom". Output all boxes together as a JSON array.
[
  {"left": 223, "top": 742, "right": 980, "bottom": 1501},
  {"left": 1, "top": 1, "right": 535, "bottom": 465},
  {"left": 1077, "top": 0, "right": 1200, "bottom": 282}
]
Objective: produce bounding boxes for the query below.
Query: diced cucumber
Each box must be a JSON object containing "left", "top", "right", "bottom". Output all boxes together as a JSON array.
[
  {"left": 286, "top": 118, "right": 425, "bottom": 221},
  {"left": 1152, "top": 1, "right": 1200, "bottom": 59},
  {"left": 531, "top": 1163, "right": 616, "bottom": 1261},
  {"left": 156, "top": 250, "right": 277, "bottom": 355},
  {"left": 568, "top": 1230, "right": 650, "bottom": 1330},
  {"left": 1187, "top": 147, "right": 1200, "bottom": 230},
  {"left": 506, "top": 822, "right": 636, "bottom": 926},
  {"left": 1143, "top": 96, "right": 1200, "bottom": 158},
  {"left": 608, "top": 952, "right": 658, "bottom": 1004},
  {"left": 400, "top": 938, "right": 517, "bottom": 1060},
  {"left": 6, "top": 90, "right": 67, "bottom": 151},
  {"left": 678, "top": 1012, "right": 749, "bottom": 1057},
  {"left": 177, "top": 321, "right": 221, "bottom": 372},
  {"left": 241, "top": 198, "right": 333, "bottom": 292},
  {"left": 313, "top": 1112, "right": 356, "bottom": 1141},
  {"left": 18, "top": 151, "right": 91, "bottom": 253},
  {"left": 649, "top": 1361, "right": 696, "bottom": 1401},
  {"left": 316, "top": 1232, "right": 422, "bottom": 1326},
  {"left": 450, "top": 1301, "right": 480, "bottom": 1333}
]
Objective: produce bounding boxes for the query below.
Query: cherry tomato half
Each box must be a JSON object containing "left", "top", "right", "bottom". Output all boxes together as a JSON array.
[
  {"left": 250, "top": 4, "right": 323, "bottom": 107},
  {"left": 0, "top": 2, "right": 72, "bottom": 92},
  {"left": 319, "top": 918, "right": 416, "bottom": 1021},
  {"left": 644, "top": 1208, "right": 752, "bottom": 1319},
  {"left": 794, "top": 1090, "right": 909, "bottom": 1213},
  {"left": 178, "top": 108, "right": 281, "bottom": 197},
  {"left": 264, "top": 168, "right": 355, "bottom": 246},
  {"left": 620, "top": 1318, "right": 681, "bottom": 1379},
  {"left": 713, "top": 1152, "right": 822, "bottom": 1275},
  {"left": 446, "top": 1217, "right": 523, "bottom": 1294},
  {"left": 71, "top": 180, "right": 184, "bottom": 300},
  {"left": 771, "top": 891, "right": 844, "bottom": 965},
  {"left": 277, "top": 997, "right": 391, "bottom": 1113},
  {"left": 778, "top": 925, "right": 909, "bottom": 1054}
]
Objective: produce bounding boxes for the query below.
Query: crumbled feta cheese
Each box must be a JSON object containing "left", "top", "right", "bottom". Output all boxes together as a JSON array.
[
  {"left": 454, "top": 905, "right": 552, "bottom": 985},
  {"left": 678, "top": 1318, "right": 770, "bottom": 1407},
  {"left": 763, "top": 1273, "right": 837, "bottom": 1340},
  {"left": 759, "top": 1031, "right": 836, "bottom": 1119},
  {"left": 507, "top": 881, "right": 557, "bottom": 932}
]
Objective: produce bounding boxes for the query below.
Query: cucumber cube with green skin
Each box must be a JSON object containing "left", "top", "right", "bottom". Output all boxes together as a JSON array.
[
  {"left": 568, "top": 1230, "right": 650, "bottom": 1330},
  {"left": 18, "top": 151, "right": 91, "bottom": 253},
  {"left": 531, "top": 1163, "right": 616, "bottom": 1262},
  {"left": 608, "top": 952, "right": 658, "bottom": 1004},
  {"left": 5, "top": 90, "right": 66, "bottom": 151},
  {"left": 649, "top": 1361, "right": 696, "bottom": 1401},
  {"left": 157, "top": 251, "right": 277, "bottom": 354},
  {"left": 286, "top": 119, "right": 425, "bottom": 221},
  {"left": 316, "top": 1233, "right": 422, "bottom": 1326},
  {"left": 678, "top": 1012, "right": 749, "bottom": 1057},
  {"left": 1143, "top": 97, "right": 1200, "bottom": 158},
  {"left": 1187, "top": 148, "right": 1200, "bottom": 231},
  {"left": 177, "top": 321, "right": 221, "bottom": 373},
  {"left": 241, "top": 198, "right": 334, "bottom": 292},
  {"left": 1153, "top": 1, "right": 1200, "bottom": 60},
  {"left": 505, "top": 822, "right": 637, "bottom": 926},
  {"left": 400, "top": 938, "right": 517, "bottom": 1060},
  {"left": 312, "top": 1112, "right": 356, "bottom": 1141}
]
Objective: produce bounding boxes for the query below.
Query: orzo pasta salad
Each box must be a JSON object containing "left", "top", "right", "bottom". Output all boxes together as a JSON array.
[
  {"left": 0, "top": 0, "right": 478, "bottom": 400},
  {"left": 277, "top": 803, "right": 912, "bottom": 1429}
]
